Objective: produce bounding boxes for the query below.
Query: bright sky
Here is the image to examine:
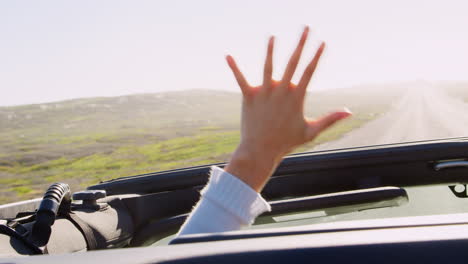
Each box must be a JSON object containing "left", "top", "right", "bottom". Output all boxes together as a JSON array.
[{"left": 1, "top": 0, "right": 467, "bottom": 106}]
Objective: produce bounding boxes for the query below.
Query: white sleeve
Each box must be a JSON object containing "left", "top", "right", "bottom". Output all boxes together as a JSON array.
[{"left": 175, "top": 166, "right": 271, "bottom": 237}]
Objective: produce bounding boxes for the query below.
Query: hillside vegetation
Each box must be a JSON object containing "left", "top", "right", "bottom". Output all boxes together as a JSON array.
[{"left": 0, "top": 87, "right": 405, "bottom": 203}]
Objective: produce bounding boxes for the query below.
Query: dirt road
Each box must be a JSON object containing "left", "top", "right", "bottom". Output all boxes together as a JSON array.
[{"left": 312, "top": 85, "right": 468, "bottom": 151}]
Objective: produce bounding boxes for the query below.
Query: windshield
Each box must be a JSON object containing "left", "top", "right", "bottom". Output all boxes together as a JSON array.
[{"left": 0, "top": 0, "right": 467, "bottom": 205}]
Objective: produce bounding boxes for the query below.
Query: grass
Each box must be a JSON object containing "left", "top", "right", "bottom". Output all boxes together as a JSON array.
[
  {"left": 0, "top": 88, "right": 403, "bottom": 203},
  {"left": 55, "top": 131, "right": 238, "bottom": 181},
  {"left": 0, "top": 116, "right": 374, "bottom": 203},
  {"left": 0, "top": 130, "right": 242, "bottom": 201},
  {"left": 10, "top": 186, "right": 34, "bottom": 195}
]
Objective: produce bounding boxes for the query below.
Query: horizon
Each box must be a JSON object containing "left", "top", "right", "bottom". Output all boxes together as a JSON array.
[
  {"left": 2, "top": 79, "right": 467, "bottom": 108},
  {"left": 2, "top": 0, "right": 468, "bottom": 106}
]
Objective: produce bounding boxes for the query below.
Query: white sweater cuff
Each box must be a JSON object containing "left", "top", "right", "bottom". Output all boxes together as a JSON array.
[{"left": 200, "top": 166, "right": 271, "bottom": 225}]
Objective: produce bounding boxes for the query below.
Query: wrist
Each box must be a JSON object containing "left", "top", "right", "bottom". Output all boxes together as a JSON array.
[{"left": 224, "top": 144, "right": 283, "bottom": 192}]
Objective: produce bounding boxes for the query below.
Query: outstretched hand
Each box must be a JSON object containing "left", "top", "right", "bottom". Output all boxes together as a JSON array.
[{"left": 224, "top": 26, "right": 352, "bottom": 192}]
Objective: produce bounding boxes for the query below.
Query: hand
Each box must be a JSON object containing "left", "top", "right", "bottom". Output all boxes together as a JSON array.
[{"left": 224, "top": 26, "right": 352, "bottom": 192}]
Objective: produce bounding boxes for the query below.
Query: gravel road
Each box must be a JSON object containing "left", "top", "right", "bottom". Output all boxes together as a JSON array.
[{"left": 312, "top": 85, "right": 468, "bottom": 151}]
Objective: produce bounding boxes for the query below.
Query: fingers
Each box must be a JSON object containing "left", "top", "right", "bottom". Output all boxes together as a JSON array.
[
  {"left": 263, "top": 36, "right": 275, "bottom": 88},
  {"left": 226, "top": 55, "right": 250, "bottom": 95},
  {"left": 297, "top": 42, "right": 325, "bottom": 93},
  {"left": 306, "top": 109, "right": 352, "bottom": 140},
  {"left": 280, "top": 26, "right": 309, "bottom": 87}
]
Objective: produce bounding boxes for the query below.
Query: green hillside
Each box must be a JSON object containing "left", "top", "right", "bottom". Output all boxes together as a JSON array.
[{"left": 0, "top": 88, "right": 403, "bottom": 203}]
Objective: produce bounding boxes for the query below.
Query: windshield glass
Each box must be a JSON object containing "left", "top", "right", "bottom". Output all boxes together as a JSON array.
[
  {"left": 0, "top": 0, "right": 467, "bottom": 205},
  {"left": 150, "top": 183, "right": 466, "bottom": 246}
]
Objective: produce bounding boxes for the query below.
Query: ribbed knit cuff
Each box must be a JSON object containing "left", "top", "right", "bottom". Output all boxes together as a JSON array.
[{"left": 200, "top": 166, "right": 272, "bottom": 225}]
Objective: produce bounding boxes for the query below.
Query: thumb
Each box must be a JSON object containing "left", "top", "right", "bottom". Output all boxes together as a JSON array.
[{"left": 306, "top": 108, "right": 352, "bottom": 141}]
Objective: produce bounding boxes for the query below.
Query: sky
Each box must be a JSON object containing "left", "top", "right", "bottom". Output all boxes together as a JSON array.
[{"left": 1, "top": 0, "right": 467, "bottom": 106}]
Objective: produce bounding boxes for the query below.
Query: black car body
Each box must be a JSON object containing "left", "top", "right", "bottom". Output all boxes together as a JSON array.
[{"left": 2, "top": 137, "right": 468, "bottom": 263}]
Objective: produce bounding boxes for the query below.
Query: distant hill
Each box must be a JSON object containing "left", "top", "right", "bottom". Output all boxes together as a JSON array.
[
  {"left": 0, "top": 89, "right": 241, "bottom": 135},
  {"left": 0, "top": 86, "right": 411, "bottom": 203}
]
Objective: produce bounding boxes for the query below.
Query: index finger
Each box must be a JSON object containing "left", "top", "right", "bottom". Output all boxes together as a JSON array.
[{"left": 226, "top": 55, "right": 250, "bottom": 95}]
